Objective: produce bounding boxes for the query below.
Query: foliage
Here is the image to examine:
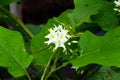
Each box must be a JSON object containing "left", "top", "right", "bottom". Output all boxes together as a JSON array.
[
  {"left": 0, "top": 26, "right": 33, "bottom": 77},
  {"left": 70, "top": 28, "right": 120, "bottom": 67},
  {"left": 0, "top": 0, "right": 120, "bottom": 80}
]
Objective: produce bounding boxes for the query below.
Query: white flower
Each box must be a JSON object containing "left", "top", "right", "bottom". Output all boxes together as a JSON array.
[
  {"left": 54, "top": 39, "right": 66, "bottom": 50},
  {"left": 45, "top": 28, "right": 57, "bottom": 45},
  {"left": 114, "top": 0, "right": 120, "bottom": 7},
  {"left": 45, "top": 25, "right": 71, "bottom": 51},
  {"left": 54, "top": 25, "right": 63, "bottom": 31},
  {"left": 113, "top": 0, "right": 120, "bottom": 14}
]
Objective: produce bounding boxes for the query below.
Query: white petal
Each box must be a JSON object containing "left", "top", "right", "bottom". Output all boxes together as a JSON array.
[
  {"left": 44, "top": 41, "right": 51, "bottom": 45},
  {"left": 45, "top": 34, "right": 50, "bottom": 38},
  {"left": 114, "top": 1, "right": 120, "bottom": 7}
]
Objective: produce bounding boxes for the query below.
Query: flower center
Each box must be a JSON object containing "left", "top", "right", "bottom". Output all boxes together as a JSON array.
[
  {"left": 51, "top": 34, "right": 55, "bottom": 38},
  {"left": 57, "top": 40, "right": 61, "bottom": 45},
  {"left": 60, "top": 35, "right": 64, "bottom": 39}
]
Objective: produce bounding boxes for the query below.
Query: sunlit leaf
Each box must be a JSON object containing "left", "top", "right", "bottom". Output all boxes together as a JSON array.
[
  {"left": 0, "top": 26, "right": 33, "bottom": 77},
  {"left": 58, "top": 0, "right": 103, "bottom": 30},
  {"left": 70, "top": 27, "right": 120, "bottom": 68}
]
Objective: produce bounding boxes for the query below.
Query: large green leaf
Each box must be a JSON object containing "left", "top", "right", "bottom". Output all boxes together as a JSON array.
[
  {"left": 69, "top": 27, "right": 120, "bottom": 68},
  {"left": 73, "top": 0, "right": 103, "bottom": 26},
  {"left": 0, "top": 26, "right": 33, "bottom": 77},
  {"left": 58, "top": 0, "right": 103, "bottom": 30},
  {"left": 91, "top": 1, "right": 119, "bottom": 31},
  {"left": 31, "top": 19, "right": 58, "bottom": 66}
]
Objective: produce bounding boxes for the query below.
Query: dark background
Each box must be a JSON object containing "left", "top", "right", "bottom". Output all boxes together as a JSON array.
[{"left": 22, "top": 0, "right": 74, "bottom": 24}]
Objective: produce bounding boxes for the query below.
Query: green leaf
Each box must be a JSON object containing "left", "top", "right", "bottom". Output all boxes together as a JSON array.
[
  {"left": 31, "top": 19, "right": 58, "bottom": 66},
  {"left": 33, "top": 48, "right": 53, "bottom": 66},
  {"left": 58, "top": 0, "right": 103, "bottom": 29},
  {"left": 27, "top": 24, "right": 42, "bottom": 34},
  {"left": 91, "top": 1, "right": 119, "bottom": 31},
  {"left": 0, "top": 0, "right": 19, "bottom": 5},
  {"left": 73, "top": 0, "right": 102, "bottom": 26},
  {"left": 57, "top": 9, "right": 74, "bottom": 27},
  {"left": 0, "top": 26, "right": 33, "bottom": 77},
  {"left": 69, "top": 27, "right": 120, "bottom": 68}
]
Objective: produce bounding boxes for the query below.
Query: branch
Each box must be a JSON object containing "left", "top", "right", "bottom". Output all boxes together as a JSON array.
[{"left": 0, "top": 4, "right": 34, "bottom": 38}]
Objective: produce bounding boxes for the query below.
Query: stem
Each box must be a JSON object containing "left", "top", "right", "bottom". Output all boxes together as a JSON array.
[
  {"left": 26, "top": 71, "right": 32, "bottom": 80},
  {"left": 47, "top": 49, "right": 61, "bottom": 77},
  {"left": 52, "top": 50, "right": 60, "bottom": 68},
  {"left": 52, "top": 64, "right": 65, "bottom": 73},
  {"left": 41, "top": 50, "right": 57, "bottom": 80},
  {"left": 41, "top": 48, "right": 63, "bottom": 80},
  {"left": 0, "top": 4, "right": 34, "bottom": 38}
]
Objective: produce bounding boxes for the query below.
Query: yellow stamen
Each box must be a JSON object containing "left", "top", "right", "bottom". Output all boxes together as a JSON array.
[
  {"left": 57, "top": 40, "right": 61, "bottom": 45},
  {"left": 51, "top": 34, "right": 55, "bottom": 38},
  {"left": 60, "top": 35, "right": 64, "bottom": 39}
]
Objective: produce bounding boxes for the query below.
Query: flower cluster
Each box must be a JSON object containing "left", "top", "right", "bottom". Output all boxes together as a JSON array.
[
  {"left": 45, "top": 25, "right": 71, "bottom": 51},
  {"left": 114, "top": 0, "right": 120, "bottom": 13}
]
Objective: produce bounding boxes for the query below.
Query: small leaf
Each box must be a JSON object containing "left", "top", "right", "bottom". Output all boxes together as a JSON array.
[
  {"left": 69, "top": 27, "right": 120, "bottom": 68},
  {"left": 0, "top": 26, "right": 33, "bottom": 77}
]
